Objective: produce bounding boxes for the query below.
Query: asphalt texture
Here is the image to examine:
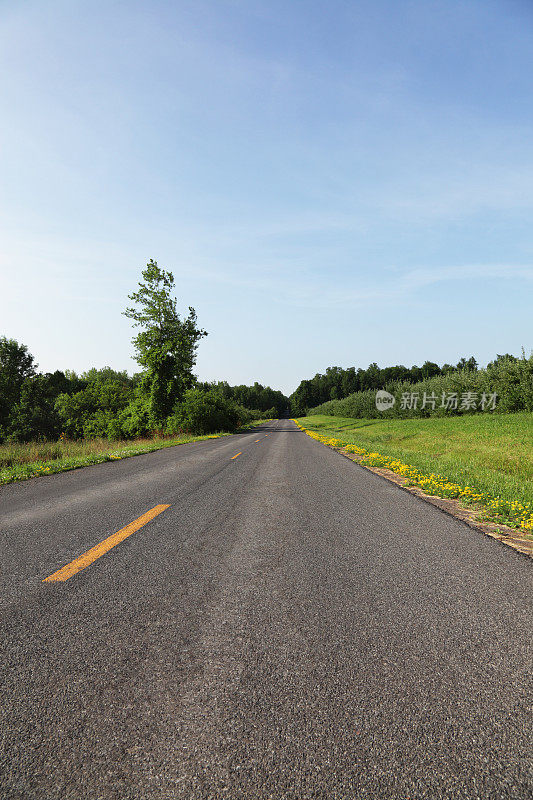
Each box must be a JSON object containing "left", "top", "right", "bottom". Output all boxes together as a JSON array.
[{"left": 0, "top": 419, "right": 531, "bottom": 799}]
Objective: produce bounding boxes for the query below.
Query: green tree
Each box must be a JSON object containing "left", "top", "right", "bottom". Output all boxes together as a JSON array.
[
  {"left": 421, "top": 361, "right": 441, "bottom": 379},
  {"left": 456, "top": 355, "right": 478, "bottom": 371},
  {"left": 123, "top": 260, "right": 207, "bottom": 421},
  {"left": 54, "top": 369, "right": 134, "bottom": 439},
  {"left": 0, "top": 338, "right": 36, "bottom": 439},
  {"left": 8, "top": 373, "right": 66, "bottom": 442}
]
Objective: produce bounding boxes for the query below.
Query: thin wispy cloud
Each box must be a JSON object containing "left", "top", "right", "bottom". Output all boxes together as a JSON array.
[{"left": 255, "top": 264, "right": 533, "bottom": 310}]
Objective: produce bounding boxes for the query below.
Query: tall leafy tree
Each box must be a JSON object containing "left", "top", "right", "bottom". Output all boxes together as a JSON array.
[{"left": 123, "top": 260, "right": 207, "bottom": 421}]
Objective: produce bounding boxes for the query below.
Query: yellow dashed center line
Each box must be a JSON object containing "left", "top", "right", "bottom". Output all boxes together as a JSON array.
[
  {"left": 231, "top": 452, "right": 242, "bottom": 460},
  {"left": 43, "top": 504, "right": 170, "bottom": 582}
]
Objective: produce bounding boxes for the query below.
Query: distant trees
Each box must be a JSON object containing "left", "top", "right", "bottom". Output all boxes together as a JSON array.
[
  {"left": 196, "top": 380, "right": 288, "bottom": 417},
  {"left": 123, "top": 260, "right": 207, "bottom": 422},
  {"left": 307, "top": 352, "right": 533, "bottom": 419},
  {"left": 0, "top": 258, "right": 291, "bottom": 442},
  {"left": 291, "top": 352, "right": 533, "bottom": 419},
  {"left": 0, "top": 334, "right": 530, "bottom": 439},
  {"left": 290, "top": 356, "right": 480, "bottom": 414},
  {"left": 456, "top": 356, "right": 478, "bottom": 372},
  {"left": 0, "top": 345, "right": 288, "bottom": 443}
]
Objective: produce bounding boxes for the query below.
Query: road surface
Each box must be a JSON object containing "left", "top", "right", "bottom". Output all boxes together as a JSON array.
[{"left": 0, "top": 419, "right": 531, "bottom": 798}]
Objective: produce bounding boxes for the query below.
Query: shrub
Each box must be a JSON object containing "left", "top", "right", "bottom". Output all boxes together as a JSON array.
[
  {"left": 169, "top": 388, "right": 246, "bottom": 435},
  {"left": 7, "top": 375, "right": 62, "bottom": 442},
  {"left": 55, "top": 370, "right": 134, "bottom": 439},
  {"left": 118, "top": 392, "right": 152, "bottom": 438}
]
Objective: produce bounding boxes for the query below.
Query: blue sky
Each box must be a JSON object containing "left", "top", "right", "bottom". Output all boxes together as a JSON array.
[{"left": 1, "top": 0, "right": 532, "bottom": 395}]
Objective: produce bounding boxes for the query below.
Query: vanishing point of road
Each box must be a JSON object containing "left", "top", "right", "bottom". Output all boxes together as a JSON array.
[{"left": 0, "top": 419, "right": 531, "bottom": 799}]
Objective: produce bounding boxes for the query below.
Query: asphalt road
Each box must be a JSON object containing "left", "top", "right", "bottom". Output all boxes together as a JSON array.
[{"left": 0, "top": 419, "right": 531, "bottom": 799}]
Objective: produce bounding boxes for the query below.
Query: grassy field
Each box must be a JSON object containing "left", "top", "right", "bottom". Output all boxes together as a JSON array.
[
  {"left": 296, "top": 413, "right": 533, "bottom": 530},
  {"left": 0, "top": 419, "right": 269, "bottom": 486}
]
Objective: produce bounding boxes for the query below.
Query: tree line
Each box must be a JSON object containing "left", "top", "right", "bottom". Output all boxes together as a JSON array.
[
  {"left": 196, "top": 381, "right": 287, "bottom": 417},
  {"left": 296, "top": 353, "right": 533, "bottom": 419},
  {"left": 0, "top": 260, "right": 289, "bottom": 442},
  {"left": 290, "top": 356, "right": 482, "bottom": 415}
]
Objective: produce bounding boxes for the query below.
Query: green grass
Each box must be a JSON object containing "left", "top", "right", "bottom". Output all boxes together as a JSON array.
[
  {"left": 0, "top": 419, "right": 269, "bottom": 486},
  {"left": 297, "top": 413, "right": 533, "bottom": 514}
]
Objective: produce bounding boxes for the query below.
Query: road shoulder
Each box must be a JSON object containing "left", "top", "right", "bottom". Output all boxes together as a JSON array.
[{"left": 339, "top": 446, "right": 533, "bottom": 558}]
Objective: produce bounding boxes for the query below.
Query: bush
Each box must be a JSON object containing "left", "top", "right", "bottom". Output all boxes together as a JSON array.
[
  {"left": 168, "top": 388, "right": 247, "bottom": 435},
  {"left": 82, "top": 410, "right": 118, "bottom": 440},
  {"left": 54, "top": 370, "right": 134, "bottom": 439},
  {"left": 7, "top": 375, "right": 62, "bottom": 442},
  {"left": 118, "top": 392, "right": 152, "bottom": 438}
]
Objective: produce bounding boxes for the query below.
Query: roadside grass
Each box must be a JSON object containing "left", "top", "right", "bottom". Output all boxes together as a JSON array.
[
  {"left": 296, "top": 413, "right": 533, "bottom": 532},
  {"left": 0, "top": 419, "right": 269, "bottom": 486}
]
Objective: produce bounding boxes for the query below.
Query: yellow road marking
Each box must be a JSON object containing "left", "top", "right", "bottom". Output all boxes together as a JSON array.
[
  {"left": 43, "top": 505, "right": 170, "bottom": 582},
  {"left": 231, "top": 452, "right": 242, "bottom": 459},
  {"left": 255, "top": 439, "right": 261, "bottom": 442}
]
